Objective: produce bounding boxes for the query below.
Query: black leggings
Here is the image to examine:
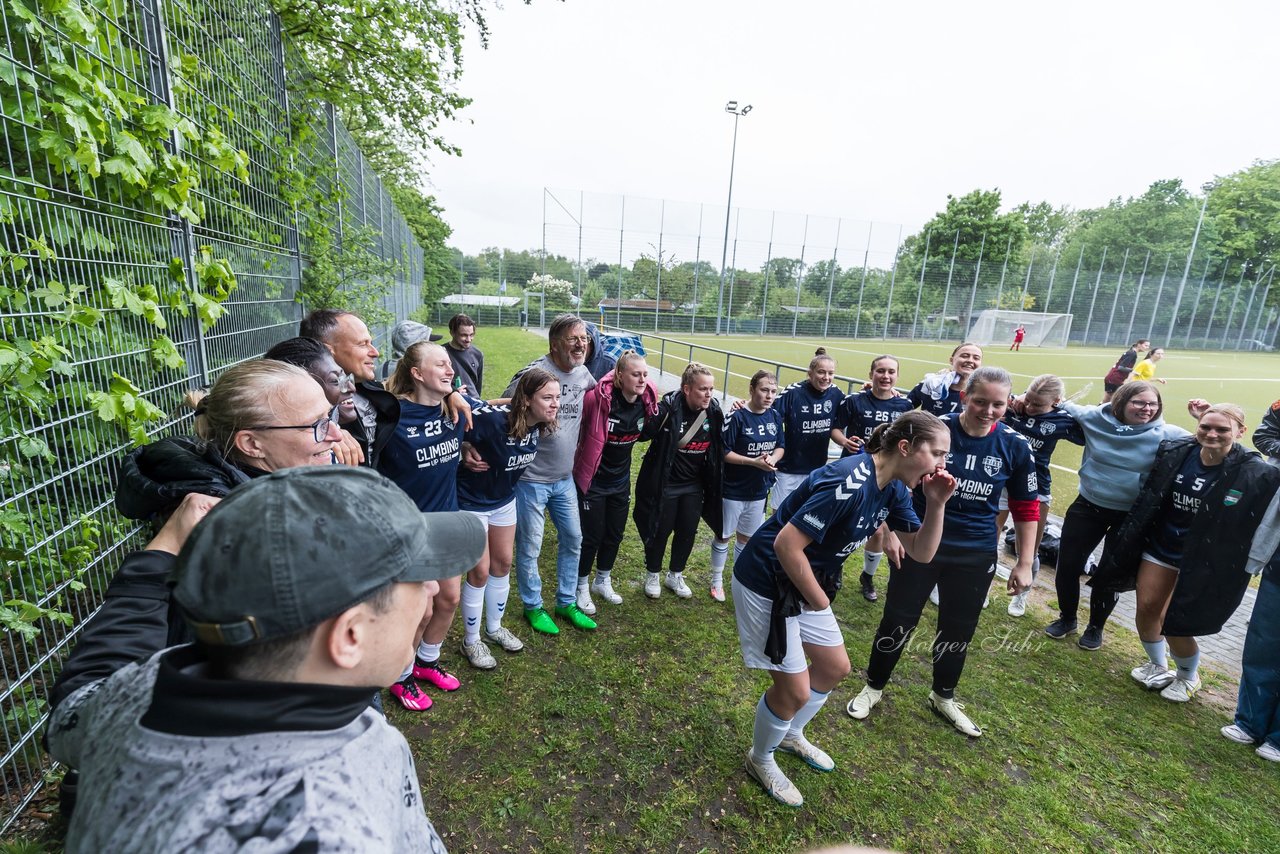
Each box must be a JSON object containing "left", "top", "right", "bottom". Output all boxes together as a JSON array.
[
  {"left": 643, "top": 488, "right": 703, "bottom": 574},
  {"left": 1054, "top": 495, "right": 1123, "bottom": 629},
  {"left": 578, "top": 486, "right": 630, "bottom": 578},
  {"left": 866, "top": 547, "right": 993, "bottom": 699}
]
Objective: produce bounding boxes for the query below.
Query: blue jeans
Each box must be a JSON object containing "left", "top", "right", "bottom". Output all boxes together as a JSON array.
[
  {"left": 514, "top": 477, "right": 582, "bottom": 610},
  {"left": 1235, "top": 560, "right": 1280, "bottom": 749}
]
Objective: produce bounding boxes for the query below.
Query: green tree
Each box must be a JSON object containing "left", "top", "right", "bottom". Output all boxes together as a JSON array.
[
  {"left": 1206, "top": 159, "right": 1280, "bottom": 281},
  {"left": 900, "top": 189, "right": 1027, "bottom": 270},
  {"left": 1014, "top": 200, "right": 1078, "bottom": 250},
  {"left": 1058, "top": 179, "right": 1214, "bottom": 273}
]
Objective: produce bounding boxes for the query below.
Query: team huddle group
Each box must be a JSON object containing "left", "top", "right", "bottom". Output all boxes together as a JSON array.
[{"left": 41, "top": 311, "right": 1280, "bottom": 847}]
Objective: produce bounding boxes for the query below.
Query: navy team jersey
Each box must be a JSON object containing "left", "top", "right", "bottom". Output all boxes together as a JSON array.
[
  {"left": 377, "top": 397, "right": 473, "bottom": 512},
  {"left": 734, "top": 454, "right": 921, "bottom": 600},
  {"left": 1146, "top": 452, "right": 1224, "bottom": 567},
  {"left": 722, "top": 406, "right": 786, "bottom": 501},
  {"left": 837, "top": 391, "right": 914, "bottom": 456},
  {"left": 908, "top": 382, "right": 963, "bottom": 416},
  {"left": 456, "top": 402, "right": 540, "bottom": 511},
  {"left": 924, "top": 414, "right": 1037, "bottom": 549},
  {"left": 1001, "top": 409, "right": 1084, "bottom": 495},
  {"left": 772, "top": 381, "right": 844, "bottom": 474}
]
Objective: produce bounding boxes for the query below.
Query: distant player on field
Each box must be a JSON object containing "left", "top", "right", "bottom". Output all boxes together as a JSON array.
[{"left": 1010, "top": 325, "right": 1026, "bottom": 351}]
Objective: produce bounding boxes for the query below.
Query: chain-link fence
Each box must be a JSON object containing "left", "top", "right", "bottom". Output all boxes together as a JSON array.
[
  {"left": 0, "top": 0, "right": 420, "bottom": 829},
  {"left": 539, "top": 189, "right": 1279, "bottom": 350}
]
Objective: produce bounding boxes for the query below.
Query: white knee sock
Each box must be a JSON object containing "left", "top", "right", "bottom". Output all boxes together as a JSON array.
[
  {"left": 751, "top": 694, "right": 793, "bottom": 766},
  {"left": 1142, "top": 638, "right": 1168, "bottom": 668},
  {"left": 711, "top": 541, "right": 729, "bottom": 586},
  {"left": 485, "top": 575, "right": 511, "bottom": 634},
  {"left": 734, "top": 540, "right": 746, "bottom": 563},
  {"left": 787, "top": 688, "right": 830, "bottom": 739},
  {"left": 416, "top": 641, "right": 441, "bottom": 663},
  {"left": 461, "top": 581, "right": 485, "bottom": 645},
  {"left": 1172, "top": 649, "right": 1200, "bottom": 681},
  {"left": 863, "top": 552, "right": 883, "bottom": 578},
  {"left": 398, "top": 662, "right": 413, "bottom": 682}
]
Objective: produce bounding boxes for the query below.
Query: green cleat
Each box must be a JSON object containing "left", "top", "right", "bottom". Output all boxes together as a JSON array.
[
  {"left": 554, "top": 603, "right": 597, "bottom": 631},
  {"left": 525, "top": 607, "right": 560, "bottom": 635}
]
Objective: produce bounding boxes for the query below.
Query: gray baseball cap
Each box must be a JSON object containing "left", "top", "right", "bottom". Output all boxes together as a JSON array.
[
  {"left": 173, "top": 466, "right": 485, "bottom": 646},
  {"left": 392, "top": 320, "right": 442, "bottom": 356}
]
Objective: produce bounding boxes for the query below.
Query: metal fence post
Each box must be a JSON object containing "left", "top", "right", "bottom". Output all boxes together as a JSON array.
[
  {"left": 760, "top": 212, "right": 775, "bottom": 334},
  {"left": 655, "top": 200, "right": 664, "bottom": 331},
  {"left": 853, "top": 222, "right": 871, "bottom": 339},
  {"left": 1082, "top": 247, "right": 1108, "bottom": 345},
  {"left": 1123, "top": 251, "right": 1151, "bottom": 346},
  {"left": 1104, "top": 248, "right": 1129, "bottom": 347},
  {"left": 615, "top": 196, "right": 625, "bottom": 328},
  {"left": 1204, "top": 271, "right": 1228, "bottom": 344},
  {"left": 1183, "top": 257, "right": 1213, "bottom": 348},
  {"left": 823, "top": 219, "right": 841, "bottom": 338},
  {"left": 1042, "top": 250, "right": 1060, "bottom": 312},
  {"left": 911, "top": 229, "right": 930, "bottom": 339},
  {"left": 883, "top": 224, "right": 903, "bottom": 339},
  {"left": 993, "top": 233, "right": 1012, "bottom": 314},
  {"left": 1144, "top": 255, "right": 1171, "bottom": 338},
  {"left": 938, "top": 229, "right": 959, "bottom": 341},
  {"left": 691, "top": 203, "right": 703, "bottom": 333},
  {"left": 1219, "top": 268, "right": 1247, "bottom": 349},
  {"left": 144, "top": 0, "right": 210, "bottom": 385},
  {"left": 792, "top": 215, "right": 809, "bottom": 338},
  {"left": 962, "top": 232, "right": 986, "bottom": 331}
]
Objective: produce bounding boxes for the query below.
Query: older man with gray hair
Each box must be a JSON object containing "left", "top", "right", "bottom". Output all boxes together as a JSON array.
[{"left": 502, "top": 314, "right": 598, "bottom": 635}]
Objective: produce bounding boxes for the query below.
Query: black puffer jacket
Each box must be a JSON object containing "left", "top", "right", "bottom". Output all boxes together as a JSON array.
[
  {"left": 352, "top": 381, "right": 401, "bottom": 470},
  {"left": 115, "top": 436, "right": 252, "bottom": 522},
  {"left": 633, "top": 390, "right": 724, "bottom": 542},
  {"left": 1093, "top": 437, "right": 1280, "bottom": 636}
]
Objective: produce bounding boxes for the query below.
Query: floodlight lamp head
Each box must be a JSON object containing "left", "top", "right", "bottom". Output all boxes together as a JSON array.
[
  {"left": 725, "top": 100, "right": 738, "bottom": 112},
  {"left": 741, "top": 104, "right": 753, "bottom": 115}
]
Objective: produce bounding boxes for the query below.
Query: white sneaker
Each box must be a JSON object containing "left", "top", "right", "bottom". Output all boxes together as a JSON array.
[
  {"left": 664, "top": 572, "right": 692, "bottom": 598},
  {"left": 484, "top": 626, "right": 524, "bottom": 653},
  {"left": 744, "top": 752, "right": 803, "bottom": 807},
  {"left": 590, "top": 576, "right": 623, "bottom": 605},
  {"left": 1221, "top": 724, "right": 1255, "bottom": 745},
  {"left": 460, "top": 639, "right": 497, "bottom": 670},
  {"left": 1007, "top": 590, "right": 1029, "bottom": 617},
  {"left": 778, "top": 732, "right": 835, "bottom": 772},
  {"left": 644, "top": 572, "right": 661, "bottom": 599},
  {"left": 928, "top": 691, "right": 982, "bottom": 737},
  {"left": 1257, "top": 742, "right": 1280, "bottom": 762},
  {"left": 709, "top": 585, "right": 726, "bottom": 602},
  {"left": 928, "top": 585, "right": 940, "bottom": 606},
  {"left": 1130, "top": 661, "right": 1175, "bottom": 691},
  {"left": 995, "top": 564, "right": 1011, "bottom": 581},
  {"left": 846, "top": 685, "right": 883, "bottom": 720},
  {"left": 576, "top": 585, "right": 596, "bottom": 616},
  {"left": 1159, "top": 675, "right": 1202, "bottom": 703},
  {"left": 982, "top": 595, "right": 990, "bottom": 609}
]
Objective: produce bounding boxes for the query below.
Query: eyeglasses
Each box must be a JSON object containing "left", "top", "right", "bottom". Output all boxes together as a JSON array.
[
  {"left": 247, "top": 405, "right": 341, "bottom": 443},
  {"left": 1129, "top": 401, "right": 1160, "bottom": 410}
]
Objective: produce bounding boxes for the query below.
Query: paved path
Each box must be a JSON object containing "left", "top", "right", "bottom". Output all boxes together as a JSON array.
[{"left": 647, "top": 363, "right": 1250, "bottom": 679}]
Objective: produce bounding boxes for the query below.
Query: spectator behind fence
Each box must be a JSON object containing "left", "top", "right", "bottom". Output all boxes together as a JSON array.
[
  {"left": 47, "top": 466, "right": 485, "bottom": 851},
  {"left": 381, "top": 319, "right": 442, "bottom": 380},
  {"left": 582, "top": 321, "right": 618, "bottom": 381},
  {"left": 446, "top": 313, "right": 485, "bottom": 396},
  {"left": 264, "top": 336, "right": 363, "bottom": 465}
]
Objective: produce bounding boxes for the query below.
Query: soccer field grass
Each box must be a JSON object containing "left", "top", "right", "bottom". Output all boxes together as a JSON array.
[{"left": 629, "top": 331, "right": 1280, "bottom": 517}]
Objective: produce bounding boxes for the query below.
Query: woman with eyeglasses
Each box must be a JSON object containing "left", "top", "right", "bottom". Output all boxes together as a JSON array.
[
  {"left": 1091, "top": 404, "right": 1280, "bottom": 702},
  {"left": 116, "top": 359, "right": 344, "bottom": 523},
  {"left": 378, "top": 341, "right": 476, "bottom": 711},
  {"left": 1036, "top": 381, "right": 1199, "bottom": 650},
  {"left": 264, "top": 337, "right": 363, "bottom": 464}
]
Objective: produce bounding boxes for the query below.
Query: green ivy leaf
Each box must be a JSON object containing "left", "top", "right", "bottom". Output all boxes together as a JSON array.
[
  {"left": 16, "top": 436, "right": 51, "bottom": 460},
  {"left": 148, "top": 335, "right": 185, "bottom": 370}
]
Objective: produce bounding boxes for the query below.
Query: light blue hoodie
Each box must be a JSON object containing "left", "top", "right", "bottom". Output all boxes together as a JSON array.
[{"left": 1061, "top": 401, "right": 1190, "bottom": 511}]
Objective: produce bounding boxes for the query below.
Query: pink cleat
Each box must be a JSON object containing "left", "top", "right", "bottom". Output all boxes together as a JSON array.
[
  {"left": 413, "top": 659, "right": 461, "bottom": 692},
  {"left": 390, "top": 678, "right": 432, "bottom": 711}
]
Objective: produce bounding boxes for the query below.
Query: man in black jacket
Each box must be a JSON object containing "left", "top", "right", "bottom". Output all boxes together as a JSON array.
[
  {"left": 1256, "top": 399, "right": 1280, "bottom": 465},
  {"left": 301, "top": 309, "right": 399, "bottom": 468}
]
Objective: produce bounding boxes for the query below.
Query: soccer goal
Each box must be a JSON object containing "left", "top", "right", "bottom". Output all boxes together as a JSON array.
[{"left": 968, "top": 310, "right": 1073, "bottom": 348}]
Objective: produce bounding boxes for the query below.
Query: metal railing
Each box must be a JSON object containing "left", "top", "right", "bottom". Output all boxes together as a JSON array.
[{"left": 0, "top": 0, "right": 420, "bottom": 828}]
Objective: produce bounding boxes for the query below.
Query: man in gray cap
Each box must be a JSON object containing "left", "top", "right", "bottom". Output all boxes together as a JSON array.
[{"left": 46, "top": 467, "right": 484, "bottom": 852}]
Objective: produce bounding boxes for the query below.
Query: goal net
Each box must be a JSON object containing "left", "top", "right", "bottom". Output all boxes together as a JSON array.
[{"left": 968, "top": 310, "right": 1072, "bottom": 348}]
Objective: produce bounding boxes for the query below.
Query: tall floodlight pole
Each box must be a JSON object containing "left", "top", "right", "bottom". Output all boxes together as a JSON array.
[{"left": 716, "top": 100, "right": 752, "bottom": 335}]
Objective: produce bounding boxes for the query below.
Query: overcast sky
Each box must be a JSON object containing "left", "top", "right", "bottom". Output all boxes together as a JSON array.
[{"left": 427, "top": 0, "right": 1279, "bottom": 262}]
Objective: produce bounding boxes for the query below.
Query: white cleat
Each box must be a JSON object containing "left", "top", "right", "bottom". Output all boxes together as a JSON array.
[
  {"left": 744, "top": 752, "right": 804, "bottom": 807},
  {"left": 1007, "top": 590, "right": 1030, "bottom": 617},
  {"left": 1130, "top": 661, "right": 1175, "bottom": 691},
  {"left": 644, "top": 572, "right": 661, "bottom": 599},
  {"left": 846, "top": 685, "right": 883, "bottom": 720},
  {"left": 663, "top": 572, "right": 692, "bottom": 598},
  {"left": 928, "top": 691, "right": 982, "bottom": 737},
  {"left": 590, "top": 576, "right": 623, "bottom": 605},
  {"left": 575, "top": 586, "right": 596, "bottom": 616},
  {"left": 778, "top": 732, "right": 835, "bottom": 772}
]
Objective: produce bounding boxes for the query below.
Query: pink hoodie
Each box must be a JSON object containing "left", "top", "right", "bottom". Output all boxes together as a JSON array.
[{"left": 573, "top": 368, "right": 660, "bottom": 494}]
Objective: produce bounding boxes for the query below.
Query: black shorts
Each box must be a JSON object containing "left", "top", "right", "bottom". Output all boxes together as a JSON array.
[{"left": 1104, "top": 381, "right": 1121, "bottom": 393}]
